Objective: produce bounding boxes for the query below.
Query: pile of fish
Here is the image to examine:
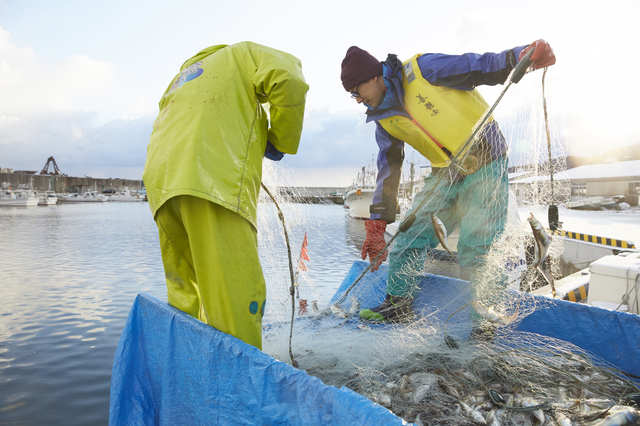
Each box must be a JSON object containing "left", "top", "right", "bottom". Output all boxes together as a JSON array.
[
  {"left": 312, "top": 213, "right": 639, "bottom": 424},
  {"left": 337, "top": 344, "right": 640, "bottom": 426}
]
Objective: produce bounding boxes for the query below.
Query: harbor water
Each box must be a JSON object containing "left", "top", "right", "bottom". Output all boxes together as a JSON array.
[
  {"left": 0, "top": 201, "right": 363, "bottom": 426},
  {"left": 3, "top": 200, "right": 640, "bottom": 425}
]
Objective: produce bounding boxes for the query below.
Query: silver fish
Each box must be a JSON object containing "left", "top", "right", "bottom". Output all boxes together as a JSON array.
[
  {"left": 583, "top": 398, "right": 617, "bottom": 410},
  {"left": 460, "top": 401, "right": 487, "bottom": 425},
  {"left": 438, "top": 377, "right": 461, "bottom": 399},
  {"left": 556, "top": 413, "right": 572, "bottom": 426},
  {"left": 431, "top": 214, "right": 454, "bottom": 256},
  {"left": 527, "top": 213, "right": 555, "bottom": 297},
  {"left": 521, "top": 396, "right": 545, "bottom": 424},
  {"left": 411, "top": 383, "right": 433, "bottom": 404},
  {"left": 399, "top": 375, "right": 411, "bottom": 398},
  {"left": 594, "top": 408, "right": 640, "bottom": 426},
  {"left": 407, "top": 373, "right": 438, "bottom": 404},
  {"left": 330, "top": 303, "right": 349, "bottom": 318},
  {"left": 527, "top": 213, "right": 550, "bottom": 268},
  {"left": 471, "top": 300, "right": 519, "bottom": 325},
  {"left": 486, "top": 409, "right": 504, "bottom": 426},
  {"left": 375, "top": 392, "right": 391, "bottom": 408},
  {"left": 349, "top": 297, "right": 360, "bottom": 315}
]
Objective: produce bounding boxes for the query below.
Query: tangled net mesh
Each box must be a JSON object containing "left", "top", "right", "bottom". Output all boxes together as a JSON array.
[{"left": 257, "top": 75, "right": 639, "bottom": 425}]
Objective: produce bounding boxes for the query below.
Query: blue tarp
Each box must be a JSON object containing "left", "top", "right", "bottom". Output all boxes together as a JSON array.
[
  {"left": 110, "top": 261, "right": 640, "bottom": 425},
  {"left": 109, "top": 292, "right": 407, "bottom": 426},
  {"left": 332, "top": 261, "right": 640, "bottom": 377},
  {"left": 330, "top": 261, "right": 475, "bottom": 340},
  {"left": 517, "top": 294, "right": 640, "bottom": 377}
]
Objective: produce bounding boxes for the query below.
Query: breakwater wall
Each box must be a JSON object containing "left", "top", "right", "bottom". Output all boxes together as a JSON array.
[
  {"left": 274, "top": 186, "right": 345, "bottom": 205},
  {"left": 0, "top": 173, "right": 346, "bottom": 205},
  {"left": 0, "top": 173, "right": 143, "bottom": 194}
]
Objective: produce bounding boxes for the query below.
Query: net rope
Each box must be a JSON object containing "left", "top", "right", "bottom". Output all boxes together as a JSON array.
[{"left": 254, "top": 68, "right": 639, "bottom": 424}]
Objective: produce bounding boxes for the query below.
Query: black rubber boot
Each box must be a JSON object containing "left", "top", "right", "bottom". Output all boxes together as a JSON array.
[{"left": 359, "top": 294, "right": 414, "bottom": 323}]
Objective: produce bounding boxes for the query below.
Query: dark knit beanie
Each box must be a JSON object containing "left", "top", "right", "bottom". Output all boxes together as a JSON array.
[{"left": 340, "top": 46, "right": 383, "bottom": 91}]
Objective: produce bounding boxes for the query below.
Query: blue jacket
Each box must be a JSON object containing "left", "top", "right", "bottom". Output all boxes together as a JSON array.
[{"left": 366, "top": 46, "right": 527, "bottom": 223}]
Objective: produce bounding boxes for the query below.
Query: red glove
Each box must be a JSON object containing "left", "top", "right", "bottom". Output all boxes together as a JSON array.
[
  {"left": 362, "top": 219, "right": 388, "bottom": 272},
  {"left": 519, "top": 39, "right": 556, "bottom": 70}
]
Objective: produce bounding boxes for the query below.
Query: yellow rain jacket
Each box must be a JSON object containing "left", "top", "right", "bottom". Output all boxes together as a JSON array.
[{"left": 143, "top": 42, "right": 308, "bottom": 227}]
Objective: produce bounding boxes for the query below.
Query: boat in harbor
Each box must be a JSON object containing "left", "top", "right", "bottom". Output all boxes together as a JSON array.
[
  {"left": 37, "top": 191, "right": 58, "bottom": 205},
  {"left": 565, "top": 195, "right": 623, "bottom": 211},
  {"left": 0, "top": 188, "right": 39, "bottom": 207},
  {"left": 108, "top": 188, "right": 144, "bottom": 202},
  {"left": 343, "top": 163, "right": 376, "bottom": 220},
  {"left": 58, "top": 191, "right": 110, "bottom": 203}
]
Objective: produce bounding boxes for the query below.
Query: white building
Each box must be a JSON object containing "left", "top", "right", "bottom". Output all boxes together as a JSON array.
[{"left": 509, "top": 159, "right": 640, "bottom": 206}]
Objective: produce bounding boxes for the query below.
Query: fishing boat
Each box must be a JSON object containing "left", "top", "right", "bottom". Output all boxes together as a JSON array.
[
  {"left": 58, "top": 191, "right": 109, "bottom": 203},
  {"left": 110, "top": 253, "right": 640, "bottom": 425},
  {"left": 343, "top": 163, "right": 376, "bottom": 220},
  {"left": 37, "top": 191, "right": 58, "bottom": 205},
  {"left": 533, "top": 250, "right": 640, "bottom": 312},
  {"left": 107, "top": 188, "right": 144, "bottom": 202},
  {"left": 0, "top": 188, "right": 39, "bottom": 206},
  {"left": 565, "top": 195, "right": 621, "bottom": 211}
]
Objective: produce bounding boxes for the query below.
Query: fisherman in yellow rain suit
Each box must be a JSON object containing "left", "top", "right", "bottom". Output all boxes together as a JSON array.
[{"left": 143, "top": 42, "right": 308, "bottom": 349}]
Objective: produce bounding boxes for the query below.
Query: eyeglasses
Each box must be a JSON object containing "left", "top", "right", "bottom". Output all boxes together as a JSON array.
[{"left": 349, "top": 84, "right": 361, "bottom": 99}]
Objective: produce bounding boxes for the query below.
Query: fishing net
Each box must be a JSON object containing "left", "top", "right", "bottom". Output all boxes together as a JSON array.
[
  {"left": 256, "top": 71, "right": 640, "bottom": 425},
  {"left": 257, "top": 161, "right": 346, "bottom": 325}
]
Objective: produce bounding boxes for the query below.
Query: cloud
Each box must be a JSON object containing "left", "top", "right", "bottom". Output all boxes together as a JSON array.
[
  {"left": 0, "top": 26, "right": 150, "bottom": 178},
  {"left": 0, "top": 104, "right": 152, "bottom": 177},
  {"left": 0, "top": 27, "right": 114, "bottom": 117},
  {"left": 290, "top": 108, "right": 378, "bottom": 168},
  {"left": 127, "top": 95, "right": 157, "bottom": 117}
]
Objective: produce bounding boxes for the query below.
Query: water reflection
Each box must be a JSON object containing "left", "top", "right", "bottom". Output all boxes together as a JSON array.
[
  {"left": 0, "top": 202, "right": 365, "bottom": 425},
  {"left": 344, "top": 216, "right": 366, "bottom": 251}
]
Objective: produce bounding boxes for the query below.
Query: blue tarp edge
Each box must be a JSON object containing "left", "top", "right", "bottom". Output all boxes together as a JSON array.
[
  {"left": 110, "top": 261, "right": 640, "bottom": 425},
  {"left": 330, "top": 260, "right": 640, "bottom": 377},
  {"left": 109, "top": 293, "right": 407, "bottom": 426},
  {"left": 516, "top": 293, "right": 640, "bottom": 377}
]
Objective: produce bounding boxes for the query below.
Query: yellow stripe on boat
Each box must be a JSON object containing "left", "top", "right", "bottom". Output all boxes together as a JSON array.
[
  {"left": 564, "top": 284, "right": 589, "bottom": 303},
  {"left": 552, "top": 230, "right": 636, "bottom": 249}
]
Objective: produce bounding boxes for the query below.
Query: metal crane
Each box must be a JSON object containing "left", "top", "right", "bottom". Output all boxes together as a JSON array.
[{"left": 40, "top": 156, "right": 61, "bottom": 175}]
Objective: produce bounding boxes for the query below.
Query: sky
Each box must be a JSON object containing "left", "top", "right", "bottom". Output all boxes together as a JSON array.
[{"left": 0, "top": 0, "right": 638, "bottom": 187}]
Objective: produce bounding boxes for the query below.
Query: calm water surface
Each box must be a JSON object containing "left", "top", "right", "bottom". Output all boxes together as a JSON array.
[{"left": 0, "top": 201, "right": 364, "bottom": 425}]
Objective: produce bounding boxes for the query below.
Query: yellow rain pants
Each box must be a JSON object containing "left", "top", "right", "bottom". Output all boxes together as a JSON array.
[{"left": 155, "top": 195, "right": 266, "bottom": 349}]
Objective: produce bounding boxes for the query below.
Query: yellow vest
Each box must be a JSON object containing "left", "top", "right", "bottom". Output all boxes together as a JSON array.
[{"left": 378, "top": 54, "right": 492, "bottom": 168}]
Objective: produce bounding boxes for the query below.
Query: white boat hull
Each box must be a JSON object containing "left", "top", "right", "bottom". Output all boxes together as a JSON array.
[
  {"left": 0, "top": 189, "right": 39, "bottom": 206},
  {"left": 344, "top": 188, "right": 374, "bottom": 220},
  {"left": 38, "top": 194, "right": 58, "bottom": 205},
  {"left": 58, "top": 198, "right": 107, "bottom": 203},
  {"left": 109, "top": 196, "right": 143, "bottom": 202},
  {"left": 58, "top": 194, "right": 109, "bottom": 203},
  {"left": 0, "top": 198, "right": 38, "bottom": 206}
]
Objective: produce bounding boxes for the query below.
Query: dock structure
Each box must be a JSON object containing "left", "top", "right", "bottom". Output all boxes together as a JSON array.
[
  {"left": 1, "top": 171, "right": 346, "bottom": 205},
  {"left": 0, "top": 171, "right": 144, "bottom": 194},
  {"left": 553, "top": 229, "right": 636, "bottom": 250},
  {"left": 274, "top": 186, "right": 345, "bottom": 205},
  {"left": 281, "top": 194, "right": 343, "bottom": 205}
]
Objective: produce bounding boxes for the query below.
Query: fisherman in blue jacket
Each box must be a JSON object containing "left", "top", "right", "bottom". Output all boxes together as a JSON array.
[{"left": 340, "top": 41, "right": 555, "bottom": 327}]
